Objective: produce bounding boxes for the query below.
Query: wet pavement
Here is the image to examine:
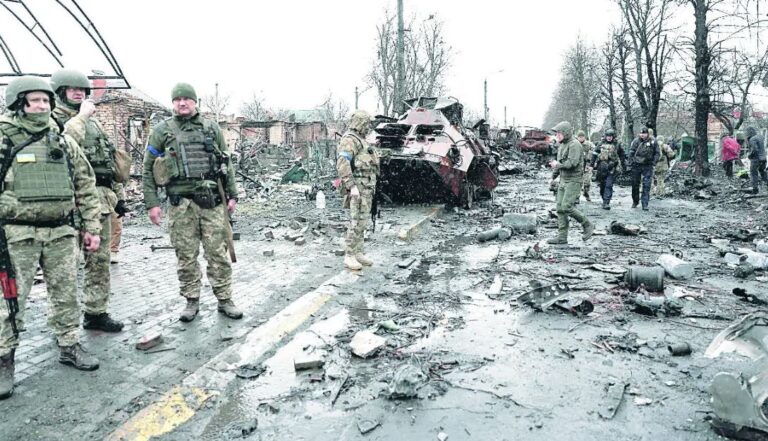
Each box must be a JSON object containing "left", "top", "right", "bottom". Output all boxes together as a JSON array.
[{"left": 1, "top": 170, "right": 765, "bottom": 440}]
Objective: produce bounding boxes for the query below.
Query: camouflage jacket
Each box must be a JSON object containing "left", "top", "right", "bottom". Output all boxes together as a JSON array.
[
  {"left": 0, "top": 112, "right": 102, "bottom": 239},
  {"left": 142, "top": 113, "right": 237, "bottom": 209},
  {"left": 54, "top": 103, "right": 125, "bottom": 216},
  {"left": 336, "top": 130, "right": 380, "bottom": 192}
]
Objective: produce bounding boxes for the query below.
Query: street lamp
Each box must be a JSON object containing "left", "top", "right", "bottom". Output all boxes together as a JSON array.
[{"left": 484, "top": 68, "right": 504, "bottom": 123}]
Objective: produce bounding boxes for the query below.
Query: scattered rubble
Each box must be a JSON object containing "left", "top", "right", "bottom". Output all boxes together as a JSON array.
[{"left": 350, "top": 330, "right": 386, "bottom": 358}]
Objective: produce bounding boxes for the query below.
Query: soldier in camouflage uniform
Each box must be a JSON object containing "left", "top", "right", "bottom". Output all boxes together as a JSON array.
[
  {"left": 142, "top": 83, "right": 242, "bottom": 322},
  {"left": 653, "top": 135, "right": 675, "bottom": 195},
  {"left": 336, "top": 110, "right": 379, "bottom": 271},
  {"left": 51, "top": 69, "right": 124, "bottom": 332},
  {"left": 547, "top": 122, "right": 594, "bottom": 245},
  {"left": 576, "top": 130, "right": 594, "bottom": 202},
  {"left": 0, "top": 76, "right": 104, "bottom": 399}
]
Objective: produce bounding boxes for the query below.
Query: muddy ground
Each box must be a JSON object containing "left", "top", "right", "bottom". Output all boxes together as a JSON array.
[{"left": 0, "top": 163, "right": 766, "bottom": 441}]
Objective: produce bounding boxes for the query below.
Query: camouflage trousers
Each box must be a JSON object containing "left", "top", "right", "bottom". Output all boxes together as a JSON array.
[
  {"left": 345, "top": 191, "right": 373, "bottom": 255},
  {"left": 110, "top": 213, "right": 122, "bottom": 253},
  {"left": 555, "top": 179, "right": 589, "bottom": 237},
  {"left": 168, "top": 198, "right": 232, "bottom": 300},
  {"left": 653, "top": 169, "right": 667, "bottom": 195},
  {"left": 0, "top": 227, "right": 81, "bottom": 356},
  {"left": 582, "top": 166, "right": 593, "bottom": 194},
  {"left": 82, "top": 214, "right": 111, "bottom": 314}
]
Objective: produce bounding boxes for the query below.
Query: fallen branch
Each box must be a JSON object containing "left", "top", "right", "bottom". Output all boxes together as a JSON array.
[{"left": 443, "top": 380, "right": 530, "bottom": 408}]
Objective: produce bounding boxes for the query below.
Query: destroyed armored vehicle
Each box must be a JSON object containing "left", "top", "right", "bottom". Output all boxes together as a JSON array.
[
  {"left": 518, "top": 127, "right": 553, "bottom": 154},
  {"left": 367, "top": 97, "right": 499, "bottom": 207}
]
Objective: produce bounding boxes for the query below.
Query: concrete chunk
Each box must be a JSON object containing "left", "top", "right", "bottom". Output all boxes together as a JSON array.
[
  {"left": 294, "top": 355, "right": 325, "bottom": 371},
  {"left": 135, "top": 332, "right": 163, "bottom": 351},
  {"left": 350, "top": 330, "right": 386, "bottom": 358}
]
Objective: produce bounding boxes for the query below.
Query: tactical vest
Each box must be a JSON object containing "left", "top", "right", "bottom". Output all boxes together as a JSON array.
[
  {"left": 0, "top": 122, "right": 76, "bottom": 222},
  {"left": 598, "top": 143, "right": 618, "bottom": 163},
  {"left": 634, "top": 140, "right": 655, "bottom": 164},
  {"left": 345, "top": 133, "right": 379, "bottom": 179},
  {"left": 82, "top": 119, "right": 116, "bottom": 184},
  {"left": 166, "top": 118, "right": 221, "bottom": 181}
]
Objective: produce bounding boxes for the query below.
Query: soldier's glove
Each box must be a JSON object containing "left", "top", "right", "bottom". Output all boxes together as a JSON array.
[{"left": 115, "top": 200, "right": 128, "bottom": 218}]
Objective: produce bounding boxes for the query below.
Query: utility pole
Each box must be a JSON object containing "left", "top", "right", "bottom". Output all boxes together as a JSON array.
[
  {"left": 355, "top": 86, "right": 359, "bottom": 110},
  {"left": 483, "top": 78, "right": 488, "bottom": 122},
  {"left": 395, "top": 0, "right": 405, "bottom": 117},
  {"left": 214, "top": 82, "right": 220, "bottom": 123},
  {"left": 504, "top": 106, "right": 507, "bottom": 127}
]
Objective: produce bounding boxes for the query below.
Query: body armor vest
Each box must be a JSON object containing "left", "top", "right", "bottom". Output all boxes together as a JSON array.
[
  {"left": 599, "top": 143, "right": 617, "bottom": 162},
  {"left": 345, "top": 133, "right": 379, "bottom": 179},
  {"left": 167, "top": 119, "right": 220, "bottom": 181},
  {"left": 82, "top": 120, "right": 115, "bottom": 182},
  {"left": 0, "top": 124, "right": 76, "bottom": 223}
]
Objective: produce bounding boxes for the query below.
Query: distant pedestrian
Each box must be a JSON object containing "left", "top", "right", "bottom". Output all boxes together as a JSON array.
[
  {"left": 547, "top": 121, "right": 594, "bottom": 245},
  {"left": 576, "top": 130, "right": 594, "bottom": 202},
  {"left": 746, "top": 127, "right": 767, "bottom": 194},
  {"left": 628, "top": 127, "right": 660, "bottom": 210},
  {"left": 721, "top": 135, "right": 740, "bottom": 178},
  {"left": 653, "top": 135, "right": 676, "bottom": 195},
  {"left": 592, "top": 128, "right": 626, "bottom": 210}
]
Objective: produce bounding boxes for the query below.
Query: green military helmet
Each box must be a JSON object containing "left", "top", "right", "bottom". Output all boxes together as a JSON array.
[
  {"left": 605, "top": 128, "right": 616, "bottom": 137},
  {"left": 551, "top": 121, "right": 573, "bottom": 137},
  {"left": 349, "top": 110, "right": 372, "bottom": 134},
  {"left": 576, "top": 130, "right": 586, "bottom": 138},
  {"left": 171, "top": 82, "right": 197, "bottom": 102},
  {"left": 5, "top": 75, "right": 55, "bottom": 110},
  {"left": 50, "top": 68, "right": 91, "bottom": 95}
]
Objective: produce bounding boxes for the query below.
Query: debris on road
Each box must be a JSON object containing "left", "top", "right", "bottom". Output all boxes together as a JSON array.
[
  {"left": 610, "top": 221, "right": 645, "bottom": 236},
  {"left": 656, "top": 254, "right": 694, "bottom": 280},
  {"left": 667, "top": 342, "right": 692, "bottom": 356},
  {"left": 387, "top": 364, "right": 426, "bottom": 399},
  {"left": 135, "top": 332, "right": 163, "bottom": 351},
  {"left": 624, "top": 266, "right": 665, "bottom": 291},
  {"left": 599, "top": 381, "right": 628, "bottom": 419},
  {"left": 293, "top": 355, "right": 325, "bottom": 371},
  {"left": 350, "top": 330, "right": 387, "bottom": 358}
]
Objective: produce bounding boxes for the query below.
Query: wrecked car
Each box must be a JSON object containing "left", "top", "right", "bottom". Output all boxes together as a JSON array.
[{"left": 367, "top": 97, "right": 499, "bottom": 207}]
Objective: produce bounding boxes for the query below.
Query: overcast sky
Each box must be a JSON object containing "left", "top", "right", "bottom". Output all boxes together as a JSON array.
[{"left": 3, "top": 0, "right": 632, "bottom": 126}]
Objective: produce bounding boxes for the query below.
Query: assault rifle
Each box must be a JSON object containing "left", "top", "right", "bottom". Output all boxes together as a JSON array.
[
  {"left": 216, "top": 164, "right": 237, "bottom": 263},
  {"left": 0, "top": 130, "right": 46, "bottom": 337}
]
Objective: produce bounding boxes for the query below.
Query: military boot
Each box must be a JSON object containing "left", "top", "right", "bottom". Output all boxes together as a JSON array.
[
  {"left": 632, "top": 202, "right": 639, "bottom": 208},
  {"left": 179, "top": 298, "right": 199, "bottom": 323},
  {"left": 59, "top": 344, "right": 99, "bottom": 371},
  {"left": 83, "top": 312, "right": 124, "bottom": 332},
  {"left": 0, "top": 350, "right": 15, "bottom": 400},
  {"left": 355, "top": 253, "right": 373, "bottom": 266},
  {"left": 582, "top": 222, "right": 595, "bottom": 241},
  {"left": 344, "top": 254, "right": 362, "bottom": 271},
  {"left": 218, "top": 299, "right": 243, "bottom": 319},
  {"left": 547, "top": 234, "right": 568, "bottom": 245},
  {"left": 602, "top": 201, "right": 611, "bottom": 210},
  {"left": 583, "top": 190, "right": 591, "bottom": 201}
]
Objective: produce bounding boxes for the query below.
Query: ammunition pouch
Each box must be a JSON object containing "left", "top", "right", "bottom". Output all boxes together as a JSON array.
[
  {"left": 95, "top": 174, "right": 113, "bottom": 187},
  {"left": 192, "top": 190, "right": 221, "bottom": 209}
]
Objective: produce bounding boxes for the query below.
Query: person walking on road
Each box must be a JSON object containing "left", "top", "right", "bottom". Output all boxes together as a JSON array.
[
  {"left": 628, "top": 127, "right": 659, "bottom": 210},
  {"left": 721, "top": 134, "right": 740, "bottom": 178},
  {"left": 142, "top": 83, "right": 242, "bottom": 323},
  {"left": 653, "top": 135, "right": 676, "bottom": 196},
  {"left": 592, "top": 128, "right": 626, "bottom": 210},
  {"left": 547, "top": 121, "right": 594, "bottom": 245},
  {"left": 336, "top": 110, "right": 380, "bottom": 270},
  {"left": 746, "top": 127, "right": 767, "bottom": 194},
  {"left": 0, "top": 76, "right": 104, "bottom": 399},
  {"left": 576, "top": 130, "right": 594, "bottom": 202}
]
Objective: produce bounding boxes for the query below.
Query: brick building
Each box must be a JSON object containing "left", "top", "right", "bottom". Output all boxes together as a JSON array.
[{"left": 93, "top": 88, "right": 171, "bottom": 156}]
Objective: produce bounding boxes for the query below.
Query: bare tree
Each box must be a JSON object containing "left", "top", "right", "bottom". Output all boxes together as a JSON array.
[
  {"left": 0, "top": 90, "right": 5, "bottom": 113},
  {"left": 369, "top": 11, "right": 452, "bottom": 116},
  {"left": 541, "top": 36, "right": 601, "bottom": 132},
  {"left": 616, "top": 30, "right": 636, "bottom": 144},
  {"left": 616, "top": 0, "right": 677, "bottom": 130},
  {"left": 240, "top": 93, "right": 270, "bottom": 121},
  {"left": 201, "top": 83, "right": 230, "bottom": 122},
  {"left": 318, "top": 92, "right": 351, "bottom": 132},
  {"left": 600, "top": 31, "right": 621, "bottom": 131}
]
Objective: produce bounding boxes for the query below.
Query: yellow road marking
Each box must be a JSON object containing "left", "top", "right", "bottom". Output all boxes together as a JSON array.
[{"left": 107, "top": 272, "right": 348, "bottom": 440}]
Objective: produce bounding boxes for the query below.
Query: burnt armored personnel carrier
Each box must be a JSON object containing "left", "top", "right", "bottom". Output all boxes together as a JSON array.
[{"left": 368, "top": 97, "right": 499, "bottom": 208}]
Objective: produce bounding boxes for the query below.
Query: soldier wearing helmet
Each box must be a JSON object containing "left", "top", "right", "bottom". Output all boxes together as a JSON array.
[
  {"left": 336, "top": 110, "right": 380, "bottom": 270},
  {"left": 575, "top": 130, "right": 595, "bottom": 202},
  {"left": 51, "top": 68, "right": 124, "bottom": 333},
  {"left": 142, "top": 83, "right": 242, "bottom": 323},
  {"left": 591, "top": 128, "right": 626, "bottom": 210},
  {"left": 628, "top": 126, "right": 660, "bottom": 210},
  {"left": 0, "top": 76, "right": 104, "bottom": 399},
  {"left": 547, "top": 121, "right": 594, "bottom": 245}
]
